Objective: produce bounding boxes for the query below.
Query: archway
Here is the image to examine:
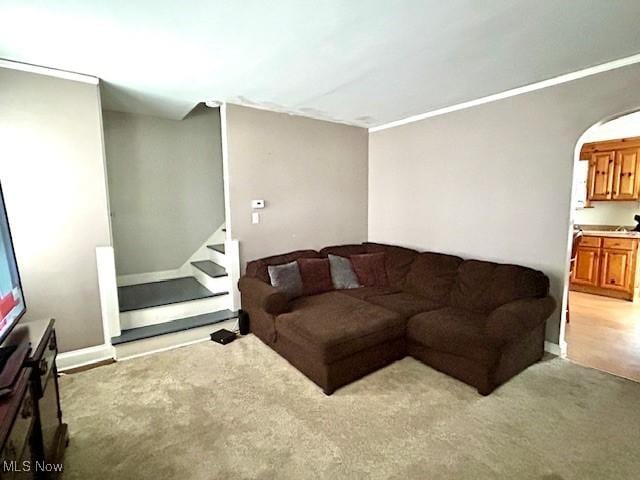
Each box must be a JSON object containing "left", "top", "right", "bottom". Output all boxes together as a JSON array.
[{"left": 560, "top": 109, "right": 640, "bottom": 382}]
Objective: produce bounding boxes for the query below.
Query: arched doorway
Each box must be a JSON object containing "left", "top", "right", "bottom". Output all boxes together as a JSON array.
[{"left": 562, "top": 110, "right": 640, "bottom": 382}]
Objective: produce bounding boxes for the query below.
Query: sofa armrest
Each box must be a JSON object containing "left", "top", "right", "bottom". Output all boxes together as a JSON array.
[
  {"left": 238, "top": 276, "right": 289, "bottom": 315},
  {"left": 485, "top": 296, "right": 556, "bottom": 345}
]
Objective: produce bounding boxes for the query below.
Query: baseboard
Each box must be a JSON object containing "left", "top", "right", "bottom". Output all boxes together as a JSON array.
[
  {"left": 57, "top": 343, "right": 115, "bottom": 372},
  {"left": 544, "top": 341, "right": 566, "bottom": 357}
]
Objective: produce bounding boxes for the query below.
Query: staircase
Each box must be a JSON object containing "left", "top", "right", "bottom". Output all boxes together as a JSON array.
[{"left": 111, "top": 227, "right": 240, "bottom": 359}]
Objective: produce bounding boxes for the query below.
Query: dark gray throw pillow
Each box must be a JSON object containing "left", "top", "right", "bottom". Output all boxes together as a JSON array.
[
  {"left": 328, "top": 254, "right": 361, "bottom": 289},
  {"left": 268, "top": 261, "right": 304, "bottom": 299}
]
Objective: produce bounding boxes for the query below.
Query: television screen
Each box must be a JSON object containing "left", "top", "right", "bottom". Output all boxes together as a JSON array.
[{"left": 0, "top": 184, "right": 25, "bottom": 344}]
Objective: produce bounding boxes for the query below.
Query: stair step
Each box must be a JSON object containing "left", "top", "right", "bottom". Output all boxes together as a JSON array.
[
  {"left": 207, "top": 243, "right": 225, "bottom": 254},
  {"left": 191, "top": 260, "right": 227, "bottom": 278},
  {"left": 118, "top": 277, "right": 222, "bottom": 312},
  {"left": 111, "top": 309, "right": 238, "bottom": 345}
]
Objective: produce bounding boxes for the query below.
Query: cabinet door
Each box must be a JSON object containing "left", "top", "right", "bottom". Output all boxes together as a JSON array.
[
  {"left": 599, "top": 248, "right": 634, "bottom": 292},
  {"left": 588, "top": 152, "right": 615, "bottom": 200},
  {"left": 613, "top": 148, "right": 640, "bottom": 200},
  {"left": 572, "top": 247, "right": 600, "bottom": 286}
]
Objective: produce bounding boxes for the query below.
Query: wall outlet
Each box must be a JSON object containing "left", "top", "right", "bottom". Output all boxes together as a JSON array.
[
  {"left": 251, "top": 199, "right": 265, "bottom": 209},
  {"left": 252, "top": 212, "right": 260, "bottom": 224}
]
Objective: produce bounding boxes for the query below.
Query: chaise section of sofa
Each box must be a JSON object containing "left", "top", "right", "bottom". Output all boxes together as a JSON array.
[{"left": 239, "top": 242, "right": 556, "bottom": 396}]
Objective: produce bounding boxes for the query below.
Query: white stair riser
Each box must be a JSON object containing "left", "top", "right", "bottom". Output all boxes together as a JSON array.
[
  {"left": 119, "top": 295, "right": 230, "bottom": 330},
  {"left": 191, "top": 266, "right": 230, "bottom": 293},
  {"left": 208, "top": 249, "right": 228, "bottom": 268}
]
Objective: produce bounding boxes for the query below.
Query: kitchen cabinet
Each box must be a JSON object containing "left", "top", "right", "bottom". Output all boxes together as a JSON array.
[
  {"left": 587, "top": 152, "right": 615, "bottom": 200},
  {"left": 582, "top": 137, "right": 640, "bottom": 201},
  {"left": 613, "top": 148, "right": 640, "bottom": 200},
  {"left": 570, "top": 234, "right": 639, "bottom": 301},
  {"left": 599, "top": 248, "right": 633, "bottom": 292},
  {"left": 572, "top": 247, "right": 600, "bottom": 287}
]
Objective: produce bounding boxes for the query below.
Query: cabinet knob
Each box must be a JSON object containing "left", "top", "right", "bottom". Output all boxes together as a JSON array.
[{"left": 609, "top": 279, "right": 615, "bottom": 284}]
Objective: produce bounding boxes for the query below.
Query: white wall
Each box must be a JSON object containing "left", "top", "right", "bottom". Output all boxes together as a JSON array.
[
  {"left": 103, "top": 106, "right": 225, "bottom": 275},
  {"left": 226, "top": 104, "right": 368, "bottom": 269},
  {"left": 369, "top": 62, "right": 640, "bottom": 345},
  {"left": 582, "top": 110, "right": 640, "bottom": 142},
  {"left": 0, "top": 67, "right": 111, "bottom": 352},
  {"left": 574, "top": 202, "right": 640, "bottom": 226}
]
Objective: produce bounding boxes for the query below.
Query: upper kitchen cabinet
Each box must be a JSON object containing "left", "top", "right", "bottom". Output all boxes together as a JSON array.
[
  {"left": 588, "top": 151, "right": 615, "bottom": 200},
  {"left": 613, "top": 148, "right": 640, "bottom": 200},
  {"left": 581, "top": 136, "right": 640, "bottom": 201}
]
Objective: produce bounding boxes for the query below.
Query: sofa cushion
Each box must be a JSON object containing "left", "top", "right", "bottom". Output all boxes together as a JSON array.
[
  {"left": 297, "top": 258, "right": 334, "bottom": 296},
  {"left": 320, "top": 244, "right": 369, "bottom": 258},
  {"left": 267, "top": 261, "right": 304, "bottom": 300},
  {"left": 407, "top": 307, "right": 499, "bottom": 366},
  {"left": 246, "top": 250, "right": 321, "bottom": 283},
  {"left": 404, "top": 252, "right": 463, "bottom": 304},
  {"left": 367, "top": 292, "right": 442, "bottom": 318},
  {"left": 339, "top": 286, "right": 400, "bottom": 300},
  {"left": 450, "top": 260, "right": 550, "bottom": 313},
  {"left": 328, "top": 254, "right": 360, "bottom": 289},
  {"left": 276, "top": 292, "right": 405, "bottom": 364},
  {"left": 350, "top": 252, "right": 388, "bottom": 287},
  {"left": 365, "top": 243, "right": 419, "bottom": 289}
]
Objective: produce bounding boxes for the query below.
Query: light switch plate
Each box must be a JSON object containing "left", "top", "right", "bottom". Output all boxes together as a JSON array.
[
  {"left": 252, "top": 212, "right": 260, "bottom": 224},
  {"left": 251, "top": 199, "right": 265, "bottom": 209}
]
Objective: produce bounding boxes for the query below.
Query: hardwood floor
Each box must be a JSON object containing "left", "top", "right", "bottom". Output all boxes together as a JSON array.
[{"left": 566, "top": 291, "right": 640, "bottom": 382}]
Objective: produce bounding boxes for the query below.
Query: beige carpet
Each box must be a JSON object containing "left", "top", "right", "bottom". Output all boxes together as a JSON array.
[{"left": 60, "top": 335, "right": 640, "bottom": 480}]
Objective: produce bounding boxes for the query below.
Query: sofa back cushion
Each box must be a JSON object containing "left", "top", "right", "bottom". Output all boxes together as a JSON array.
[
  {"left": 404, "top": 252, "right": 463, "bottom": 304},
  {"left": 268, "top": 261, "right": 304, "bottom": 300},
  {"left": 449, "top": 260, "right": 549, "bottom": 313},
  {"left": 246, "top": 250, "right": 321, "bottom": 283},
  {"left": 297, "top": 258, "right": 334, "bottom": 296},
  {"left": 319, "top": 244, "right": 369, "bottom": 258},
  {"left": 328, "top": 254, "right": 361, "bottom": 289},
  {"left": 350, "top": 253, "right": 388, "bottom": 287},
  {"left": 365, "top": 242, "right": 419, "bottom": 288}
]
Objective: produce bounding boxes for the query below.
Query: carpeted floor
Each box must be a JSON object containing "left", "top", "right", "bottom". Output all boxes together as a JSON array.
[{"left": 60, "top": 335, "right": 640, "bottom": 480}]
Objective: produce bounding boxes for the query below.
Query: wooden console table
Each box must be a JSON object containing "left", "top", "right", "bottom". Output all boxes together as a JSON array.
[{"left": 0, "top": 319, "right": 67, "bottom": 478}]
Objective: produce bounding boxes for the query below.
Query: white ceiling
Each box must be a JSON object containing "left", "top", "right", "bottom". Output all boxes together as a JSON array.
[{"left": 2, "top": 1, "right": 640, "bottom": 127}]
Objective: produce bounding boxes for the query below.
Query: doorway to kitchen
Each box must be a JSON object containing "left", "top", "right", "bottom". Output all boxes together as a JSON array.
[{"left": 565, "top": 110, "right": 640, "bottom": 382}]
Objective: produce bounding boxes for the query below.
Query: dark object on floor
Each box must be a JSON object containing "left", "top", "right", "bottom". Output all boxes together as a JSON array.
[
  {"left": 239, "top": 242, "right": 556, "bottom": 396},
  {"left": 238, "top": 310, "right": 250, "bottom": 335},
  {"left": 210, "top": 329, "right": 237, "bottom": 345}
]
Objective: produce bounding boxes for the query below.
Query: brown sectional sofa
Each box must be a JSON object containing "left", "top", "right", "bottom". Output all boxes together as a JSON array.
[{"left": 238, "top": 242, "right": 556, "bottom": 395}]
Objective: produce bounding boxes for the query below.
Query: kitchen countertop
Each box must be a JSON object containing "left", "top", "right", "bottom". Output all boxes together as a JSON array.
[{"left": 580, "top": 230, "right": 640, "bottom": 238}]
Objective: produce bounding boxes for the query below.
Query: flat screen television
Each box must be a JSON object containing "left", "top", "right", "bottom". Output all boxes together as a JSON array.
[{"left": 0, "top": 183, "right": 25, "bottom": 345}]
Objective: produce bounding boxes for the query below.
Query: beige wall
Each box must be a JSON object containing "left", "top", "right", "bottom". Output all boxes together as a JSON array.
[
  {"left": 103, "top": 106, "right": 225, "bottom": 275},
  {"left": 369, "top": 62, "right": 640, "bottom": 345},
  {"left": 226, "top": 104, "right": 368, "bottom": 269},
  {"left": 0, "top": 67, "right": 111, "bottom": 352}
]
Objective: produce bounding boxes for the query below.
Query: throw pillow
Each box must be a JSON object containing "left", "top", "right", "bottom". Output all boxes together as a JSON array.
[
  {"left": 328, "top": 254, "right": 361, "bottom": 289},
  {"left": 268, "top": 261, "right": 303, "bottom": 300},
  {"left": 297, "top": 258, "right": 334, "bottom": 296},
  {"left": 350, "top": 252, "right": 388, "bottom": 287}
]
